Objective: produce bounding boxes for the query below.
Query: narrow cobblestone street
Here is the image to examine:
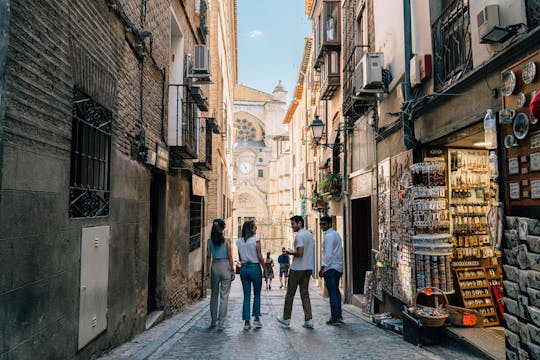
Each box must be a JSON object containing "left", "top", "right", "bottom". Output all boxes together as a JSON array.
[{"left": 98, "top": 277, "right": 487, "bottom": 360}]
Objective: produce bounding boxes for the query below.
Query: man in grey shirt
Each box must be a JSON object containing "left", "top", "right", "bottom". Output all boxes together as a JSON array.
[{"left": 276, "top": 215, "right": 315, "bottom": 328}]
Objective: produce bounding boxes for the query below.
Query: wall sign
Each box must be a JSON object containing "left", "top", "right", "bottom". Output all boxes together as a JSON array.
[
  {"left": 531, "top": 152, "right": 540, "bottom": 172},
  {"left": 509, "top": 182, "right": 521, "bottom": 200},
  {"left": 532, "top": 180, "right": 540, "bottom": 199},
  {"left": 509, "top": 157, "right": 520, "bottom": 175}
]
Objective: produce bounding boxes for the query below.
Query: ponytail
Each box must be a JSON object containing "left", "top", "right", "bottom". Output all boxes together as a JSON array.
[{"left": 211, "top": 219, "right": 226, "bottom": 245}]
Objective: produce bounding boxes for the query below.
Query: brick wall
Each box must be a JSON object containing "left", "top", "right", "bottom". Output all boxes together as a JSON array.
[{"left": 0, "top": 0, "right": 207, "bottom": 358}]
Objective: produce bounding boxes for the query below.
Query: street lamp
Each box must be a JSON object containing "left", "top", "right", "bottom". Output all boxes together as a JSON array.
[{"left": 309, "top": 113, "right": 346, "bottom": 153}]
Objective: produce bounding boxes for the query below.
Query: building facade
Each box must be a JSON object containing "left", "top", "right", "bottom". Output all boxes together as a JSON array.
[
  {"left": 0, "top": 0, "right": 236, "bottom": 358},
  {"left": 232, "top": 83, "right": 290, "bottom": 254}
]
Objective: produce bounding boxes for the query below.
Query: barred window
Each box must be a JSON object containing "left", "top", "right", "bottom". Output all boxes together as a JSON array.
[
  {"left": 189, "top": 194, "right": 203, "bottom": 251},
  {"left": 258, "top": 169, "right": 264, "bottom": 178},
  {"left": 69, "top": 89, "right": 112, "bottom": 218}
]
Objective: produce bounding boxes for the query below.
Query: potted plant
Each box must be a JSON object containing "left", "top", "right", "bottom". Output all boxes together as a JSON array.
[
  {"left": 319, "top": 171, "right": 342, "bottom": 200},
  {"left": 310, "top": 192, "right": 329, "bottom": 210}
]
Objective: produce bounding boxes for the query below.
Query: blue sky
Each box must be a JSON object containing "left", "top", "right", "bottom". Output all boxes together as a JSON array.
[{"left": 237, "top": 0, "right": 311, "bottom": 102}]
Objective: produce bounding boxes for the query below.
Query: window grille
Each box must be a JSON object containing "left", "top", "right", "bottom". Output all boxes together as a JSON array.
[
  {"left": 432, "top": 0, "right": 472, "bottom": 91},
  {"left": 189, "top": 194, "right": 203, "bottom": 251},
  {"left": 526, "top": 0, "right": 540, "bottom": 29},
  {"left": 69, "top": 89, "right": 112, "bottom": 218}
]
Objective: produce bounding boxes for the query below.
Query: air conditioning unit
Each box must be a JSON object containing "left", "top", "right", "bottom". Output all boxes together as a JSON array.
[
  {"left": 354, "top": 52, "right": 384, "bottom": 95},
  {"left": 192, "top": 45, "right": 210, "bottom": 75},
  {"left": 477, "top": 5, "right": 499, "bottom": 41}
]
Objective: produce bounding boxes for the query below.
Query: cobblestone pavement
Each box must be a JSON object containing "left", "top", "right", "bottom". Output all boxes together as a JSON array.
[{"left": 98, "top": 277, "right": 487, "bottom": 360}]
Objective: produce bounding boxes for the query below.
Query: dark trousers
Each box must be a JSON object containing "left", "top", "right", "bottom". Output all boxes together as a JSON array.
[
  {"left": 324, "top": 269, "right": 343, "bottom": 320},
  {"left": 283, "top": 269, "right": 312, "bottom": 321}
]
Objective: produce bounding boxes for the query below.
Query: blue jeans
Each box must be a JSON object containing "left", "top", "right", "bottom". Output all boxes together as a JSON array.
[
  {"left": 240, "top": 262, "right": 263, "bottom": 321},
  {"left": 324, "top": 269, "right": 343, "bottom": 320}
]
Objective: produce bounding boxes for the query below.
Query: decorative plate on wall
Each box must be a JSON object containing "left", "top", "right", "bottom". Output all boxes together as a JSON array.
[
  {"left": 514, "top": 113, "right": 530, "bottom": 140},
  {"left": 504, "top": 134, "right": 517, "bottom": 149},
  {"left": 522, "top": 61, "right": 537, "bottom": 84},
  {"left": 501, "top": 70, "right": 517, "bottom": 96},
  {"left": 500, "top": 108, "right": 516, "bottom": 124},
  {"left": 517, "top": 92, "right": 527, "bottom": 108}
]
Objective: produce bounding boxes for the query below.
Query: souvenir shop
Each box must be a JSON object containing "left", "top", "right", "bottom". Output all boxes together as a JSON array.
[{"left": 373, "top": 50, "right": 540, "bottom": 357}]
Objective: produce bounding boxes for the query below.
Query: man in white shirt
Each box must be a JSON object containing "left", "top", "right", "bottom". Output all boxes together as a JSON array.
[
  {"left": 276, "top": 215, "right": 315, "bottom": 328},
  {"left": 318, "top": 215, "right": 344, "bottom": 325}
]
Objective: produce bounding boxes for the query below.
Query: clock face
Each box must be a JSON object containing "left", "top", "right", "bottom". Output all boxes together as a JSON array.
[{"left": 239, "top": 162, "right": 252, "bottom": 174}]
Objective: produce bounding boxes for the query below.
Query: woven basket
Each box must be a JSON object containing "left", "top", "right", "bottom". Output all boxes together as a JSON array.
[{"left": 412, "top": 287, "right": 448, "bottom": 327}]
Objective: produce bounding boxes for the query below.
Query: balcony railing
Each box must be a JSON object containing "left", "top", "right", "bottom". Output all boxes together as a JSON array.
[
  {"left": 432, "top": 0, "right": 472, "bottom": 91},
  {"left": 169, "top": 84, "right": 198, "bottom": 158},
  {"left": 526, "top": 0, "right": 540, "bottom": 29},
  {"left": 196, "top": 0, "right": 208, "bottom": 44}
]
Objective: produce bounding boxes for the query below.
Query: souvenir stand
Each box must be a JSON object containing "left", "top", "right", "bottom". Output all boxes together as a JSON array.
[
  {"left": 411, "top": 160, "right": 454, "bottom": 294},
  {"left": 447, "top": 149, "right": 501, "bottom": 326}
]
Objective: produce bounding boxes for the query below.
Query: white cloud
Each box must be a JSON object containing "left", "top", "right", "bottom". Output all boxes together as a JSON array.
[{"left": 248, "top": 30, "right": 263, "bottom": 39}]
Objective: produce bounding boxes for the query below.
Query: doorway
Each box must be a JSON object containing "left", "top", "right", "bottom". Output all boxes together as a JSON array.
[
  {"left": 148, "top": 171, "right": 165, "bottom": 313},
  {"left": 351, "top": 197, "right": 371, "bottom": 294}
]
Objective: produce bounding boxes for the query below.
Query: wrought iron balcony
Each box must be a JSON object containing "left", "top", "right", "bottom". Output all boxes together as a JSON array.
[
  {"left": 194, "top": 117, "right": 213, "bottom": 170},
  {"left": 169, "top": 84, "right": 199, "bottom": 159},
  {"left": 196, "top": 0, "right": 208, "bottom": 44},
  {"left": 432, "top": 0, "right": 472, "bottom": 91}
]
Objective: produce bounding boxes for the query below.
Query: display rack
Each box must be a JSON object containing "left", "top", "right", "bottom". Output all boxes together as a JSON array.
[
  {"left": 454, "top": 267, "right": 499, "bottom": 326},
  {"left": 411, "top": 160, "right": 453, "bottom": 294}
]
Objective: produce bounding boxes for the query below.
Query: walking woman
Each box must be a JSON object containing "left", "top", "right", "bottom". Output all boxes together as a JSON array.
[
  {"left": 264, "top": 252, "right": 275, "bottom": 290},
  {"left": 236, "top": 220, "right": 267, "bottom": 330},
  {"left": 206, "top": 219, "right": 234, "bottom": 331}
]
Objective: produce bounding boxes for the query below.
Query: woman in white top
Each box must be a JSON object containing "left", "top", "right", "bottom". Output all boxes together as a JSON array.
[{"left": 236, "top": 220, "right": 267, "bottom": 330}]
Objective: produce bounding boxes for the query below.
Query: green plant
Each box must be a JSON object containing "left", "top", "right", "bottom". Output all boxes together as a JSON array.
[
  {"left": 319, "top": 171, "right": 342, "bottom": 199},
  {"left": 310, "top": 192, "right": 329, "bottom": 208}
]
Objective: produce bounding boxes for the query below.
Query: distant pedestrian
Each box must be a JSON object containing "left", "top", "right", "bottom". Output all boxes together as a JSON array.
[
  {"left": 318, "top": 216, "right": 344, "bottom": 325},
  {"left": 206, "top": 219, "right": 235, "bottom": 330},
  {"left": 264, "top": 252, "right": 275, "bottom": 290},
  {"left": 236, "top": 220, "right": 267, "bottom": 330},
  {"left": 278, "top": 248, "right": 290, "bottom": 289},
  {"left": 276, "top": 216, "right": 315, "bottom": 328}
]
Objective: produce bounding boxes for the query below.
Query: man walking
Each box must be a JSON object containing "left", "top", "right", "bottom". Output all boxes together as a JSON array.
[
  {"left": 318, "top": 215, "right": 344, "bottom": 325},
  {"left": 276, "top": 216, "right": 315, "bottom": 328},
  {"left": 277, "top": 247, "right": 290, "bottom": 289}
]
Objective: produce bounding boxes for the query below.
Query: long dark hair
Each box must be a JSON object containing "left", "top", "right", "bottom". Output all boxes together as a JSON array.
[
  {"left": 241, "top": 220, "right": 255, "bottom": 242},
  {"left": 211, "top": 219, "right": 226, "bottom": 245}
]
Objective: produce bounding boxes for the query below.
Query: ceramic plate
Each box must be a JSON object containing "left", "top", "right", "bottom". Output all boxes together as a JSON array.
[
  {"left": 514, "top": 113, "right": 530, "bottom": 140},
  {"left": 499, "top": 108, "right": 516, "bottom": 124},
  {"left": 504, "top": 134, "right": 517, "bottom": 149},
  {"left": 523, "top": 61, "right": 537, "bottom": 84},
  {"left": 517, "top": 92, "right": 527, "bottom": 107},
  {"left": 502, "top": 70, "right": 517, "bottom": 96}
]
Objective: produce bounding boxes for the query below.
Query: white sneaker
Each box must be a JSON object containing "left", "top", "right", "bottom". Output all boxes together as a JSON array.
[
  {"left": 302, "top": 319, "right": 314, "bottom": 328},
  {"left": 253, "top": 318, "right": 262, "bottom": 328},
  {"left": 243, "top": 321, "right": 251, "bottom": 330},
  {"left": 276, "top": 315, "right": 290, "bottom": 327}
]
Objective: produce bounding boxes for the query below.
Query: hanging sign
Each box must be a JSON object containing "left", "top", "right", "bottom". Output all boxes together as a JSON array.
[{"left": 192, "top": 174, "right": 206, "bottom": 196}]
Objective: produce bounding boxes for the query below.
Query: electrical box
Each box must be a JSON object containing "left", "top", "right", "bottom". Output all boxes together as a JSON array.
[
  {"left": 78, "top": 226, "right": 110, "bottom": 350},
  {"left": 477, "top": 5, "right": 500, "bottom": 41},
  {"left": 410, "top": 54, "right": 432, "bottom": 87}
]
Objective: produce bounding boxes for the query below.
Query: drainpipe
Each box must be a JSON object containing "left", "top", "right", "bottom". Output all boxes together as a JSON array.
[
  {"left": 343, "top": 121, "right": 351, "bottom": 303},
  {"left": 402, "top": 0, "right": 417, "bottom": 150}
]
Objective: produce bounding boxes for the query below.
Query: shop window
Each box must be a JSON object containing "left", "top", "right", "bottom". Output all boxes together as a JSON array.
[{"left": 69, "top": 89, "right": 111, "bottom": 218}]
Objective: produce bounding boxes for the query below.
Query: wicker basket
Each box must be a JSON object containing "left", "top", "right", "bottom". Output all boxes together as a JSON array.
[{"left": 412, "top": 287, "right": 448, "bottom": 327}]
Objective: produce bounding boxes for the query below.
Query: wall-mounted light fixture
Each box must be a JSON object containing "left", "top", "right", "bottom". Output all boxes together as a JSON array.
[
  {"left": 309, "top": 110, "right": 354, "bottom": 153},
  {"left": 481, "top": 24, "right": 524, "bottom": 44}
]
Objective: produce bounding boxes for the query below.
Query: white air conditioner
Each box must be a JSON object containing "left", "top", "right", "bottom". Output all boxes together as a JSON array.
[
  {"left": 354, "top": 52, "right": 384, "bottom": 94},
  {"left": 477, "top": 5, "right": 499, "bottom": 40},
  {"left": 191, "top": 45, "right": 210, "bottom": 75}
]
